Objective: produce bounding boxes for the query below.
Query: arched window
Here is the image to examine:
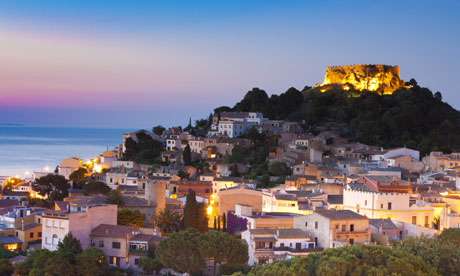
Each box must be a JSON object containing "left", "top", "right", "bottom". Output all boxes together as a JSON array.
[{"left": 52, "top": 234, "right": 58, "bottom": 245}]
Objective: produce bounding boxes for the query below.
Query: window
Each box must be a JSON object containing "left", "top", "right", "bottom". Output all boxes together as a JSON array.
[
  {"left": 38, "top": 232, "right": 42, "bottom": 237},
  {"left": 365, "top": 200, "right": 367, "bottom": 206},
  {"left": 335, "top": 224, "right": 339, "bottom": 229},
  {"left": 315, "top": 221, "right": 318, "bottom": 229},
  {"left": 412, "top": 216, "right": 417, "bottom": 225},
  {"left": 99, "top": 240, "right": 104, "bottom": 248},
  {"left": 112, "top": 242, "right": 121, "bottom": 249},
  {"left": 135, "top": 258, "right": 140, "bottom": 265},
  {"left": 109, "top": 256, "right": 120, "bottom": 266},
  {"left": 388, "top": 202, "right": 392, "bottom": 210},
  {"left": 45, "top": 237, "right": 50, "bottom": 244},
  {"left": 342, "top": 225, "right": 346, "bottom": 232},
  {"left": 350, "top": 224, "right": 354, "bottom": 232},
  {"left": 142, "top": 183, "right": 145, "bottom": 189},
  {"left": 52, "top": 234, "right": 58, "bottom": 245},
  {"left": 356, "top": 204, "right": 360, "bottom": 213},
  {"left": 380, "top": 204, "right": 383, "bottom": 209},
  {"left": 46, "top": 219, "right": 52, "bottom": 227},
  {"left": 38, "top": 218, "right": 41, "bottom": 224},
  {"left": 90, "top": 239, "right": 95, "bottom": 246},
  {"left": 349, "top": 238, "right": 354, "bottom": 245},
  {"left": 305, "top": 222, "right": 308, "bottom": 227},
  {"left": 30, "top": 232, "right": 34, "bottom": 238},
  {"left": 425, "top": 216, "right": 429, "bottom": 227},
  {"left": 59, "top": 221, "right": 65, "bottom": 228}
]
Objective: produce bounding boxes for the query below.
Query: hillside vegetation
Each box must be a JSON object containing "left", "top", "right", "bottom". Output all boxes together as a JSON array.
[{"left": 216, "top": 79, "right": 460, "bottom": 156}]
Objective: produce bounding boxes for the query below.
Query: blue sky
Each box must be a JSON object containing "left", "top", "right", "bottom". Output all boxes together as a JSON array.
[{"left": 0, "top": 0, "right": 458, "bottom": 128}]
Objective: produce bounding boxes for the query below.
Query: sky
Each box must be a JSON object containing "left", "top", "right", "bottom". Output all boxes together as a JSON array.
[{"left": 0, "top": 0, "right": 459, "bottom": 128}]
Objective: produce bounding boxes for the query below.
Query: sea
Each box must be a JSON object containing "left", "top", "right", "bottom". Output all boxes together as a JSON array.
[{"left": 0, "top": 126, "right": 135, "bottom": 178}]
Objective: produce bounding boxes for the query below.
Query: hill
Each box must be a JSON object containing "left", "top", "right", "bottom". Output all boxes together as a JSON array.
[{"left": 215, "top": 79, "right": 460, "bottom": 156}]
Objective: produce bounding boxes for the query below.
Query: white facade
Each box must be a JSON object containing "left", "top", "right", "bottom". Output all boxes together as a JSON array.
[
  {"left": 343, "top": 189, "right": 435, "bottom": 228},
  {"left": 42, "top": 205, "right": 117, "bottom": 251}
]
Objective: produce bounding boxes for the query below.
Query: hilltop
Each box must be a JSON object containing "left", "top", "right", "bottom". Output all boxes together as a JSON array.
[{"left": 214, "top": 79, "right": 460, "bottom": 156}]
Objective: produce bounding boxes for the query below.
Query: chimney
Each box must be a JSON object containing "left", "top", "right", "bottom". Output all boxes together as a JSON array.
[
  {"left": 276, "top": 229, "right": 279, "bottom": 236},
  {"left": 106, "top": 228, "right": 109, "bottom": 235},
  {"left": 21, "top": 219, "right": 24, "bottom": 231}
]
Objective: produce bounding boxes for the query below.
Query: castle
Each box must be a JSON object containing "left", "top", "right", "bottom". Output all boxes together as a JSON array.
[{"left": 318, "top": 64, "right": 405, "bottom": 94}]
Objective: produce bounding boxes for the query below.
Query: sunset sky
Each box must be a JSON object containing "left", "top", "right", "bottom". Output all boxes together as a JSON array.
[{"left": 1, "top": 0, "right": 459, "bottom": 128}]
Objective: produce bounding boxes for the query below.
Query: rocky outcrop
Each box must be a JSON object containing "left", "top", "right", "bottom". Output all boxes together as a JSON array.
[{"left": 319, "top": 64, "right": 405, "bottom": 94}]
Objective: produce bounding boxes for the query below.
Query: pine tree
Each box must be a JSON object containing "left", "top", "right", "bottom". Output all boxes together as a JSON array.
[
  {"left": 223, "top": 212, "right": 227, "bottom": 232},
  {"left": 196, "top": 203, "right": 209, "bottom": 233},
  {"left": 183, "top": 190, "right": 198, "bottom": 229},
  {"left": 213, "top": 216, "right": 217, "bottom": 230},
  {"left": 218, "top": 216, "right": 221, "bottom": 231},
  {"left": 183, "top": 144, "right": 192, "bottom": 165}
]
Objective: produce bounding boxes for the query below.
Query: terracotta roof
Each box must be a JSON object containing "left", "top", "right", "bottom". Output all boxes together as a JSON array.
[
  {"left": 131, "top": 234, "right": 156, "bottom": 242},
  {"left": 315, "top": 210, "right": 367, "bottom": 220},
  {"left": 90, "top": 224, "right": 139, "bottom": 238}
]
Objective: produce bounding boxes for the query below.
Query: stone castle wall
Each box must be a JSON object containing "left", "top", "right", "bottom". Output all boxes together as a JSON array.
[{"left": 321, "top": 64, "right": 405, "bottom": 94}]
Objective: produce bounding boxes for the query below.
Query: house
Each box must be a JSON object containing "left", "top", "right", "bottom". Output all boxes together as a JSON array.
[
  {"left": 58, "top": 157, "right": 82, "bottom": 180},
  {"left": 89, "top": 224, "right": 163, "bottom": 271},
  {"left": 294, "top": 210, "right": 371, "bottom": 249},
  {"left": 343, "top": 183, "right": 435, "bottom": 228},
  {"left": 218, "top": 185, "right": 263, "bottom": 216},
  {"left": 235, "top": 204, "right": 296, "bottom": 230},
  {"left": 0, "top": 236, "right": 23, "bottom": 252},
  {"left": 369, "top": 219, "right": 401, "bottom": 245},
  {"left": 241, "top": 228, "right": 319, "bottom": 265},
  {"left": 41, "top": 203, "right": 117, "bottom": 251}
]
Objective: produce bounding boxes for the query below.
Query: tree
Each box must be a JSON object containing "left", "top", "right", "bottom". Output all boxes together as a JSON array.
[
  {"left": 201, "top": 230, "right": 249, "bottom": 276},
  {"left": 156, "top": 228, "right": 205, "bottom": 275},
  {"left": 57, "top": 232, "right": 82, "bottom": 264},
  {"left": 82, "top": 180, "right": 110, "bottom": 196},
  {"left": 155, "top": 208, "right": 182, "bottom": 234},
  {"left": 268, "top": 162, "right": 292, "bottom": 177},
  {"left": 76, "top": 248, "right": 110, "bottom": 276},
  {"left": 183, "top": 190, "right": 198, "bottom": 229},
  {"left": 183, "top": 144, "right": 192, "bottom": 165},
  {"left": 392, "top": 233, "right": 460, "bottom": 275},
  {"left": 0, "top": 259, "right": 13, "bottom": 276},
  {"left": 138, "top": 257, "right": 163, "bottom": 275},
  {"left": 117, "top": 208, "right": 144, "bottom": 227},
  {"left": 257, "top": 173, "right": 271, "bottom": 188},
  {"left": 69, "top": 167, "right": 87, "bottom": 184},
  {"left": 222, "top": 212, "right": 227, "bottom": 232},
  {"left": 245, "top": 244, "right": 437, "bottom": 276},
  {"left": 32, "top": 174, "right": 70, "bottom": 198},
  {"left": 152, "top": 125, "right": 165, "bottom": 136},
  {"left": 105, "top": 190, "right": 124, "bottom": 206},
  {"left": 196, "top": 203, "right": 209, "bottom": 233},
  {"left": 14, "top": 250, "right": 76, "bottom": 276}
]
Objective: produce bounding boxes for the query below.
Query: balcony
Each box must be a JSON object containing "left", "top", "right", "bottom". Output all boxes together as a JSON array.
[
  {"left": 335, "top": 228, "right": 370, "bottom": 236},
  {"left": 129, "top": 249, "right": 148, "bottom": 255},
  {"left": 274, "top": 246, "right": 323, "bottom": 253}
]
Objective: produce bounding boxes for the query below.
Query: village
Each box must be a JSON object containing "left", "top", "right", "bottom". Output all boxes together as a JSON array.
[{"left": 1, "top": 110, "right": 459, "bottom": 274}]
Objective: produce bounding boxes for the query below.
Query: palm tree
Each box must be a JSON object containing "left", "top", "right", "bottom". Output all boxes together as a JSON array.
[{"left": 155, "top": 208, "right": 183, "bottom": 234}]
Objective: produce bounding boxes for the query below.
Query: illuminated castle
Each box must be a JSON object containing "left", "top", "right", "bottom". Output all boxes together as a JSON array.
[{"left": 318, "top": 64, "right": 405, "bottom": 94}]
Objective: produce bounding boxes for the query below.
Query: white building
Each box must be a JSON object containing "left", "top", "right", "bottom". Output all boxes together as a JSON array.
[
  {"left": 241, "top": 228, "right": 317, "bottom": 265},
  {"left": 41, "top": 203, "right": 117, "bottom": 251},
  {"left": 343, "top": 184, "right": 435, "bottom": 228}
]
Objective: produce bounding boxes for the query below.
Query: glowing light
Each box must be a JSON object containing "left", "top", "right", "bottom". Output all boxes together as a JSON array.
[
  {"left": 207, "top": 205, "right": 213, "bottom": 215},
  {"left": 93, "top": 164, "right": 102, "bottom": 173},
  {"left": 14, "top": 175, "right": 19, "bottom": 178},
  {"left": 25, "top": 171, "right": 30, "bottom": 176},
  {"left": 210, "top": 200, "right": 215, "bottom": 205},
  {"left": 44, "top": 166, "right": 49, "bottom": 172},
  {"left": 440, "top": 192, "right": 448, "bottom": 196},
  {"left": 211, "top": 194, "right": 216, "bottom": 199}
]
